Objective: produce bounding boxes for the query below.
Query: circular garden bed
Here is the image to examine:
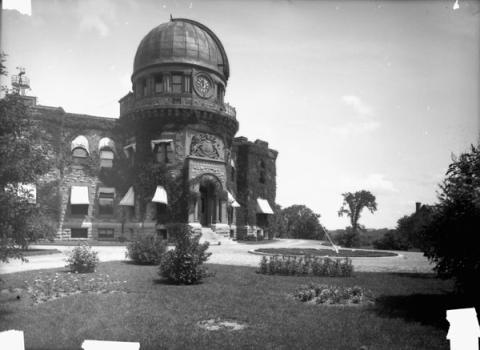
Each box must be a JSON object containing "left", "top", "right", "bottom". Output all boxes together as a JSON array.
[{"left": 254, "top": 248, "right": 397, "bottom": 258}]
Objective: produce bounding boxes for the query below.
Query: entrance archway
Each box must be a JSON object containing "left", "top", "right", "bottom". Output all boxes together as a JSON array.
[
  {"left": 199, "top": 183, "right": 216, "bottom": 227},
  {"left": 190, "top": 173, "right": 226, "bottom": 228}
]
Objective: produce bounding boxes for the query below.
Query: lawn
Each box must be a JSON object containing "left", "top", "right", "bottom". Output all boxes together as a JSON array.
[
  {"left": 255, "top": 247, "right": 398, "bottom": 257},
  {"left": 0, "top": 262, "right": 466, "bottom": 350}
]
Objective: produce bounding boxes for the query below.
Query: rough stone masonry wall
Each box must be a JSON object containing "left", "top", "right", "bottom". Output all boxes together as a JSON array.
[
  {"left": 33, "top": 106, "right": 121, "bottom": 240},
  {"left": 233, "top": 137, "right": 278, "bottom": 239}
]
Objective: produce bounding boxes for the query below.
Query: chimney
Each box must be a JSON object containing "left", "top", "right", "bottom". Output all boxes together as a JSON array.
[{"left": 415, "top": 202, "right": 421, "bottom": 212}]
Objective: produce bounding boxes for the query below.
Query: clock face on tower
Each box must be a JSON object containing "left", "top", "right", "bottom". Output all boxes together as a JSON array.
[{"left": 194, "top": 74, "right": 212, "bottom": 98}]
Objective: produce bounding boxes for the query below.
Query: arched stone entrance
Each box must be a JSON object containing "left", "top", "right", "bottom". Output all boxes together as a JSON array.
[{"left": 190, "top": 173, "right": 227, "bottom": 229}]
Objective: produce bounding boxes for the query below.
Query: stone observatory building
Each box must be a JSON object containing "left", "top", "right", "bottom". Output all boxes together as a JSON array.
[{"left": 24, "top": 18, "right": 278, "bottom": 242}]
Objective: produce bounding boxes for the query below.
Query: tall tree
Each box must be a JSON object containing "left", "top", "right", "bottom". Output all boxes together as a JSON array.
[
  {"left": 338, "top": 190, "right": 377, "bottom": 244},
  {"left": 0, "top": 54, "right": 52, "bottom": 261}
]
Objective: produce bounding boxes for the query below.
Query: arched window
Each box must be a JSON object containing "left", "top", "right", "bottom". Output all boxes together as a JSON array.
[
  {"left": 98, "top": 137, "right": 115, "bottom": 168},
  {"left": 71, "top": 136, "right": 89, "bottom": 163}
]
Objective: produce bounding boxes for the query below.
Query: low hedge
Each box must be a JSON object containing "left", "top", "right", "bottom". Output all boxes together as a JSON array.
[{"left": 258, "top": 255, "right": 353, "bottom": 277}]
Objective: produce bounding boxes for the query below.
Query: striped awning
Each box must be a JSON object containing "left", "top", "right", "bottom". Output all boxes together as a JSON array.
[
  {"left": 71, "top": 186, "right": 89, "bottom": 205},
  {"left": 257, "top": 198, "right": 274, "bottom": 214},
  {"left": 227, "top": 191, "right": 240, "bottom": 207},
  {"left": 119, "top": 187, "right": 134, "bottom": 206},
  {"left": 71, "top": 135, "right": 89, "bottom": 155},
  {"left": 152, "top": 186, "right": 168, "bottom": 204},
  {"left": 98, "top": 137, "right": 115, "bottom": 151}
]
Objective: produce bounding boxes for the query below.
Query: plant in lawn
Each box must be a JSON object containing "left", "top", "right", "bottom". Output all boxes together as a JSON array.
[
  {"left": 293, "top": 283, "right": 372, "bottom": 305},
  {"left": 126, "top": 234, "right": 167, "bottom": 265},
  {"left": 159, "top": 224, "right": 212, "bottom": 284},
  {"left": 65, "top": 243, "right": 99, "bottom": 273}
]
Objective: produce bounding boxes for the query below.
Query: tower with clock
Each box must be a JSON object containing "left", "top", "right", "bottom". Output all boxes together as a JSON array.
[{"left": 116, "top": 17, "right": 278, "bottom": 241}]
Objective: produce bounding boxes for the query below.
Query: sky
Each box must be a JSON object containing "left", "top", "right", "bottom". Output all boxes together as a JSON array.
[{"left": 1, "top": 0, "right": 479, "bottom": 229}]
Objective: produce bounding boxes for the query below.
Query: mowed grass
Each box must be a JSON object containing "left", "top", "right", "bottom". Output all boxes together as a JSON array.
[
  {"left": 255, "top": 247, "right": 398, "bottom": 257},
  {"left": 0, "top": 262, "right": 465, "bottom": 350}
]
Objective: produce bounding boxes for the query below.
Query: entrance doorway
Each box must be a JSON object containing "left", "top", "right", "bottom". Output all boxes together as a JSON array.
[{"left": 199, "top": 184, "right": 216, "bottom": 227}]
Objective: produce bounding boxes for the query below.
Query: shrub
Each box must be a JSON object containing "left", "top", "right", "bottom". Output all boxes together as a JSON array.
[
  {"left": 258, "top": 255, "right": 353, "bottom": 277},
  {"left": 126, "top": 234, "right": 167, "bottom": 265},
  {"left": 66, "top": 244, "right": 99, "bottom": 273},
  {"left": 420, "top": 145, "right": 480, "bottom": 296},
  {"left": 373, "top": 230, "right": 410, "bottom": 251},
  {"left": 293, "top": 283, "right": 372, "bottom": 305},
  {"left": 159, "top": 224, "right": 212, "bottom": 284},
  {"left": 335, "top": 227, "right": 361, "bottom": 248}
]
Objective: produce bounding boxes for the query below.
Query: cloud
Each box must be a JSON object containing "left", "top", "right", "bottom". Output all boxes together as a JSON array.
[
  {"left": 330, "top": 95, "right": 380, "bottom": 136},
  {"left": 342, "top": 95, "right": 373, "bottom": 116},
  {"left": 340, "top": 173, "right": 399, "bottom": 194},
  {"left": 3, "top": 0, "right": 32, "bottom": 16},
  {"left": 77, "top": 0, "right": 117, "bottom": 37}
]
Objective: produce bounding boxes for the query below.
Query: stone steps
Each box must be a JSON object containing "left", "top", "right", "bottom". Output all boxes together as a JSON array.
[{"left": 199, "top": 227, "right": 228, "bottom": 246}]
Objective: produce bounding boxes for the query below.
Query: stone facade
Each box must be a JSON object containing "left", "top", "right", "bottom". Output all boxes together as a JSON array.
[{"left": 27, "top": 18, "right": 278, "bottom": 242}]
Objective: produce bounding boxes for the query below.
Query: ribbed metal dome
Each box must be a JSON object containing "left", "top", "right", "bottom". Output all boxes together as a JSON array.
[{"left": 133, "top": 18, "right": 229, "bottom": 80}]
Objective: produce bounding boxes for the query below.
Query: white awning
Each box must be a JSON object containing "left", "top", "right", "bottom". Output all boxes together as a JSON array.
[
  {"left": 123, "top": 143, "right": 136, "bottom": 157},
  {"left": 257, "top": 198, "right": 274, "bottom": 214},
  {"left": 227, "top": 191, "right": 240, "bottom": 207},
  {"left": 152, "top": 186, "right": 168, "bottom": 204},
  {"left": 71, "top": 135, "right": 89, "bottom": 155},
  {"left": 18, "top": 183, "right": 36, "bottom": 204},
  {"left": 119, "top": 187, "right": 135, "bottom": 206},
  {"left": 71, "top": 186, "right": 90, "bottom": 205},
  {"left": 98, "top": 137, "right": 115, "bottom": 151}
]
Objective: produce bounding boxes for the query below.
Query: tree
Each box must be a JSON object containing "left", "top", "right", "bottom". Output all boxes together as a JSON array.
[
  {"left": 338, "top": 190, "right": 377, "bottom": 247},
  {"left": 0, "top": 54, "right": 52, "bottom": 261},
  {"left": 373, "top": 205, "right": 434, "bottom": 251},
  {"left": 281, "top": 205, "right": 323, "bottom": 240},
  {"left": 420, "top": 145, "right": 480, "bottom": 296}
]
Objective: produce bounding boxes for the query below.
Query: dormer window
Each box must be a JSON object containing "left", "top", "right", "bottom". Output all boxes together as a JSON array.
[
  {"left": 172, "top": 74, "right": 183, "bottom": 93},
  {"left": 154, "top": 75, "right": 163, "bottom": 93},
  {"left": 99, "top": 137, "right": 115, "bottom": 168},
  {"left": 151, "top": 139, "right": 174, "bottom": 164}
]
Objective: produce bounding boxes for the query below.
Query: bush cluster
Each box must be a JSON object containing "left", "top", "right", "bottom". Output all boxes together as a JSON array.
[
  {"left": 293, "top": 283, "right": 371, "bottom": 305},
  {"left": 65, "top": 244, "right": 99, "bottom": 273},
  {"left": 126, "top": 235, "right": 167, "bottom": 265},
  {"left": 159, "top": 224, "right": 211, "bottom": 284},
  {"left": 258, "top": 255, "right": 353, "bottom": 277}
]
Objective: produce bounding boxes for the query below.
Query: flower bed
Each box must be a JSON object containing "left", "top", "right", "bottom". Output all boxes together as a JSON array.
[
  {"left": 258, "top": 255, "right": 353, "bottom": 277},
  {"left": 293, "top": 283, "right": 374, "bottom": 306}
]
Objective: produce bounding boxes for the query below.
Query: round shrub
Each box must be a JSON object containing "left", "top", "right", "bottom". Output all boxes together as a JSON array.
[
  {"left": 66, "top": 244, "right": 99, "bottom": 273},
  {"left": 126, "top": 235, "right": 167, "bottom": 265},
  {"left": 159, "top": 224, "right": 211, "bottom": 284}
]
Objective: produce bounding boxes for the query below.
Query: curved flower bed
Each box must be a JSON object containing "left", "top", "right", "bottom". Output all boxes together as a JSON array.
[{"left": 254, "top": 248, "right": 397, "bottom": 258}]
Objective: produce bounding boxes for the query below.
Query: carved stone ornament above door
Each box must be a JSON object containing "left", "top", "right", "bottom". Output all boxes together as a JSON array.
[{"left": 189, "top": 133, "right": 224, "bottom": 160}]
